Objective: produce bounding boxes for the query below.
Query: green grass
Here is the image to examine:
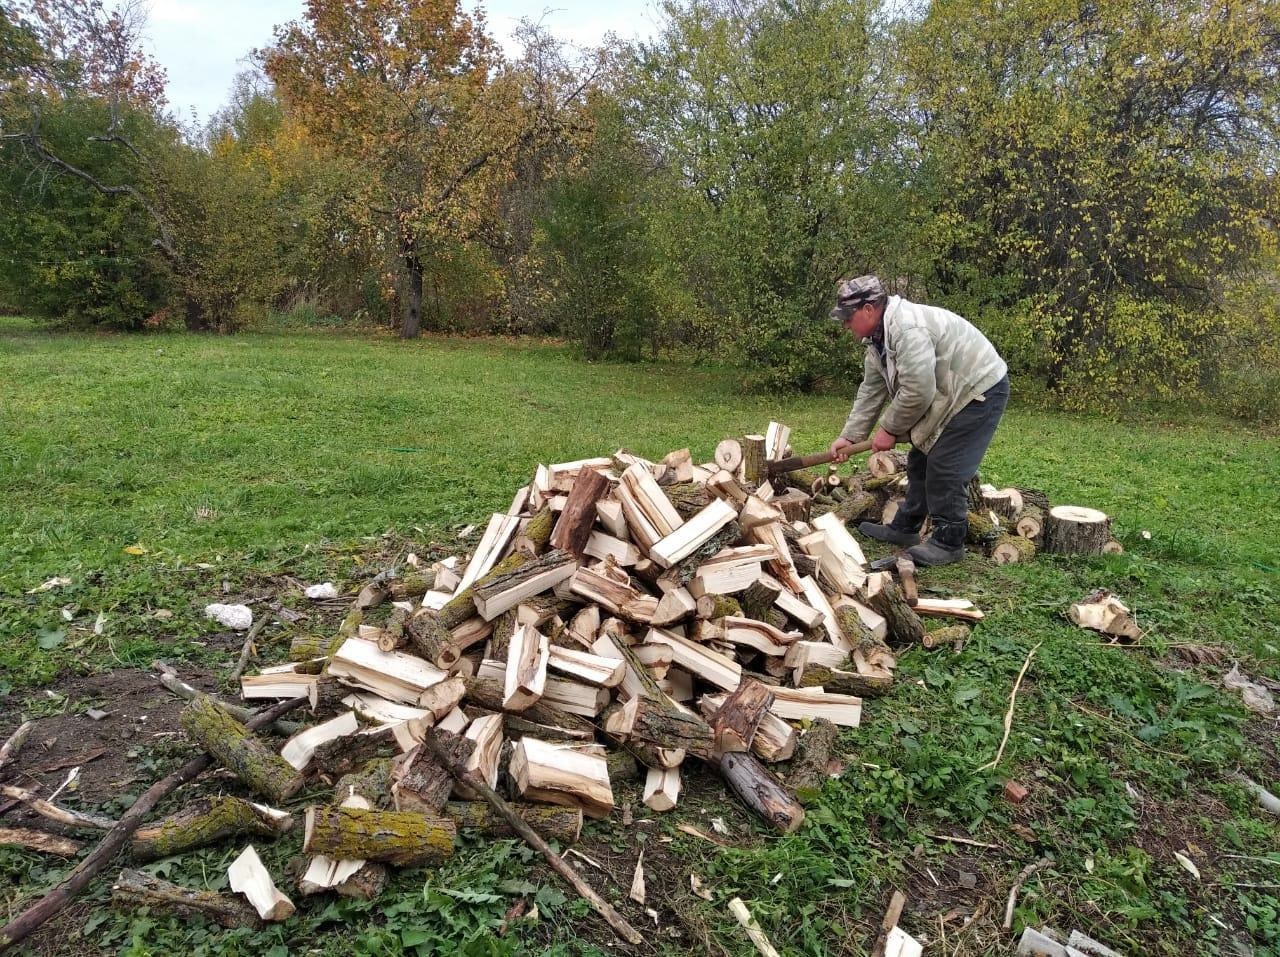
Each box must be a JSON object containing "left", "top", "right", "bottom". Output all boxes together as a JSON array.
[{"left": 1, "top": 317, "right": 1277, "bottom": 956}]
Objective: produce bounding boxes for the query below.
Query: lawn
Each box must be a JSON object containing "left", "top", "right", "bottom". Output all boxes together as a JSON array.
[{"left": 1, "top": 318, "right": 1277, "bottom": 956}]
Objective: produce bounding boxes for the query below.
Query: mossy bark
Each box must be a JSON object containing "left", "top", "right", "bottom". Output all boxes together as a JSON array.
[
  {"left": 833, "top": 490, "right": 879, "bottom": 523},
  {"left": 387, "top": 573, "right": 432, "bottom": 602},
  {"left": 435, "top": 553, "right": 530, "bottom": 632},
  {"left": 131, "top": 796, "right": 293, "bottom": 861},
  {"left": 864, "top": 578, "right": 925, "bottom": 647},
  {"left": 289, "top": 633, "right": 346, "bottom": 662},
  {"left": 518, "top": 505, "right": 555, "bottom": 555},
  {"left": 112, "top": 869, "right": 262, "bottom": 929},
  {"left": 921, "top": 625, "right": 971, "bottom": 650},
  {"left": 664, "top": 482, "right": 713, "bottom": 519},
  {"left": 303, "top": 806, "right": 455, "bottom": 868},
  {"left": 442, "top": 801, "right": 582, "bottom": 845},
  {"left": 333, "top": 759, "right": 393, "bottom": 808},
  {"left": 179, "top": 698, "right": 304, "bottom": 803},
  {"left": 795, "top": 665, "right": 892, "bottom": 698},
  {"left": 787, "top": 718, "right": 839, "bottom": 804}
]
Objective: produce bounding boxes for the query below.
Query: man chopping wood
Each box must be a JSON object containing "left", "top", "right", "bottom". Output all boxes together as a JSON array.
[{"left": 827, "top": 275, "right": 1009, "bottom": 566}]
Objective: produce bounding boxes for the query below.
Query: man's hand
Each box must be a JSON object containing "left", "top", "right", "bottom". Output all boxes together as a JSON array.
[
  {"left": 828, "top": 437, "right": 856, "bottom": 463},
  {"left": 871, "top": 427, "right": 897, "bottom": 452}
]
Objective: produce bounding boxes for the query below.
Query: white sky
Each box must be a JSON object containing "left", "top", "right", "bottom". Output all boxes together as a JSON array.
[{"left": 142, "top": 0, "right": 664, "bottom": 125}]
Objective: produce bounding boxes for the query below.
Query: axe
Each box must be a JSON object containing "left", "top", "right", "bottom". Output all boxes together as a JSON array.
[{"left": 765, "top": 438, "right": 874, "bottom": 477}]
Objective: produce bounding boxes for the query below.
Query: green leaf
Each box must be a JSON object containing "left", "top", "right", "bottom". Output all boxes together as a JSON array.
[
  {"left": 401, "top": 928, "right": 434, "bottom": 947},
  {"left": 953, "top": 686, "right": 982, "bottom": 705},
  {"left": 498, "top": 879, "right": 537, "bottom": 896},
  {"left": 37, "top": 627, "right": 67, "bottom": 650}
]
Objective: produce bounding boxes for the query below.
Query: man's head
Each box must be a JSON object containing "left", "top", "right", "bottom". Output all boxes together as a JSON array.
[{"left": 830, "top": 275, "right": 887, "bottom": 339}]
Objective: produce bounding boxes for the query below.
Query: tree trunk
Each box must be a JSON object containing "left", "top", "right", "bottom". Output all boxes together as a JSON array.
[
  {"left": 303, "top": 806, "right": 455, "bottom": 868},
  {"left": 401, "top": 247, "right": 423, "bottom": 339},
  {"left": 130, "top": 796, "right": 292, "bottom": 861},
  {"left": 179, "top": 698, "right": 304, "bottom": 804},
  {"left": 112, "top": 869, "right": 262, "bottom": 929}
]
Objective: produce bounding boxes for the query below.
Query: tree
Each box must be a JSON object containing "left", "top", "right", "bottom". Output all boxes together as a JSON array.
[
  {"left": 262, "top": 0, "right": 597, "bottom": 338},
  {"left": 624, "top": 0, "right": 926, "bottom": 390},
  {"left": 902, "top": 0, "right": 1280, "bottom": 402}
]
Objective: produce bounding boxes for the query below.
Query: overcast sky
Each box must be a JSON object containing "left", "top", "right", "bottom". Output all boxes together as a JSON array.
[{"left": 142, "top": 0, "right": 663, "bottom": 125}]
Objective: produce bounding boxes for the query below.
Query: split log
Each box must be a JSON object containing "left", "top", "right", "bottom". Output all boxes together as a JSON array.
[
  {"left": 462, "top": 676, "right": 596, "bottom": 736},
  {"left": 510, "top": 738, "right": 614, "bottom": 819},
  {"left": 1043, "top": 506, "right": 1111, "bottom": 555},
  {"left": 863, "top": 575, "right": 925, "bottom": 647},
  {"left": 405, "top": 612, "right": 461, "bottom": 670},
  {"left": 643, "top": 766, "right": 682, "bottom": 812},
  {"left": 418, "top": 730, "right": 643, "bottom": 946},
  {"left": 0, "top": 695, "right": 306, "bottom": 953},
  {"left": 787, "top": 718, "right": 838, "bottom": 803},
  {"left": 393, "top": 732, "right": 475, "bottom": 814},
  {"left": 709, "top": 679, "right": 774, "bottom": 755},
  {"left": 504, "top": 623, "right": 550, "bottom": 710},
  {"left": 921, "top": 625, "right": 971, "bottom": 650},
  {"left": 308, "top": 675, "right": 348, "bottom": 716},
  {"left": 131, "top": 796, "right": 292, "bottom": 861},
  {"left": 550, "top": 467, "right": 612, "bottom": 558},
  {"left": 112, "top": 869, "right": 262, "bottom": 929},
  {"left": 310, "top": 725, "right": 398, "bottom": 778},
  {"left": 719, "top": 752, "right": 805, "bottom": 833},
  {"left": 228, "top": 844, "right": 294, "bottom": 921},
  {"left": 442, "top": 801, "right": 583, "bottom": 845},
  {"left": 990, "top": 534, "right": 1036, "bottom": 565},
  {"left": 179, "top": 698, "right": 304, "bottom": 804},
  {"left": 741, "top": 435, "right": 766, "bottom": 486},
  {"left": 303, "top": 805, "right": 456, "bottom": 867},
  {"left": 631, "top": 693, "right": 716, "bottom": 761}
]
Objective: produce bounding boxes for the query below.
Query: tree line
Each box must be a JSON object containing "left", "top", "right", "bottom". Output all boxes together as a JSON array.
[{"left": 2, "top": 0, "right": 1277, "bottom": 405}]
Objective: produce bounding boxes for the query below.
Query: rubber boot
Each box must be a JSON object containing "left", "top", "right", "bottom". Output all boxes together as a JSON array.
[{"left": 857, "top": 522, "right": 921, "bottom": 547}]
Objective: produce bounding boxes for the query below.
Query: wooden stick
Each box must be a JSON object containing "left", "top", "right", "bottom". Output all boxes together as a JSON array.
[
  {"left": 1002, "top": 857, "right": 1051, "bottom": 930},
  {"left": 0, "top": 785, "right": 114, "bottom": 831},
  {"left": 0, "top": 720, "right": 35, "bottom": 774},
  {"left": 977, "top": 642, "right": 1041, "bottom": 773},
  {"left": 0, "top": 695, "right": 307, "bottom": 952},
  {"left": 229, "top": 614, "right": 272, "bottom": 683},
  {"left": 728, "top": 897, "right": 781, "bottom": 957},
  {"left": 417, "top": 729, "right": 643, "bottom": 946},
  {"left": 869, "top": 889, "right": 906, "bottom": 957},
  {"left": 0, "top": 828, "right": 82, "bottom": 856}
]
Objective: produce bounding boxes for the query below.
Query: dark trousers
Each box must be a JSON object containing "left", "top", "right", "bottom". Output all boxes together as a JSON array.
[{"left": 890, "top": 375, "right": 1010, "bottom": 547}]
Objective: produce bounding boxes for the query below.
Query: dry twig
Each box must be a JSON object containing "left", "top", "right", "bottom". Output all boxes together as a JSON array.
[{"left": 978, "top": 642, "right": 1041, "bottom": 772}]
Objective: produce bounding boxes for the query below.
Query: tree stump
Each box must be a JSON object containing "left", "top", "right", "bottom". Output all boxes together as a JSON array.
[{"left": 1043, "top": 506, "right": 1111, "bottom": 555}]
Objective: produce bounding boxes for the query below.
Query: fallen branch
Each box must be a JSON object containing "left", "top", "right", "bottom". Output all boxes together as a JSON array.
[
  {"left": 111, "top": 868, "right": 262, "bottom": 929},
  {"left": 0, "top": 785, "right": 115, "bottom": 831},
  {"left": 1003, "top": 857, "right": 1051, "bottom": 931},
  {"left": 417, "top": 729, "right": 643, "bottom": 946},
  {"left": 153, "top": 665, "right": 301, "bottom": 736},
  {"left": 978, "top": 642, "right": 1042, "bottom": 773},
  {"left": 229, "top": 614, "right": 273, "bottom": 683},
  {"left": 0, "top": 827, "right": 82, "bottom": 856},
  {"left": 0, "top": 721, "right": 34, "bottom": 774},
  {"left": 0, "top": 695, "right": 307, "bottom": 952},
  {"left": 1231, "top": 772, "right": 1280, "bottom": 816}
]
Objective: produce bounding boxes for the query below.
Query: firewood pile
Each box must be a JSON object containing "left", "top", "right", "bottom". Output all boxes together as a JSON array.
[
  {"left": 164, "top": 425, "right": 1000, "bottom": 924},
  {"left": 0, "top": 424, "right": 1122, "bottom": 947}
]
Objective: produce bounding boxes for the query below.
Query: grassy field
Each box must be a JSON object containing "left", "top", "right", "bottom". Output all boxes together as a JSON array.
[{"left": 1, "top": 318, "right": 1277, "bottom": 956}]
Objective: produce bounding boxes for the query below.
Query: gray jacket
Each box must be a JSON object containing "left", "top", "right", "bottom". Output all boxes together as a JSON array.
[{"left": 840, "top": 295, "right": 1007, "bottom": 453}]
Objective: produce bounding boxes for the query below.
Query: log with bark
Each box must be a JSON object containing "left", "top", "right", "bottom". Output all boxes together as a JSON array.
[
  {"left": 131, "top": 796, "right": 292, "bottom": 861},
  {"left": 112, "top": 868, "right": 263, "bottom": 929},
  {"left": 863, "top": 575, "right": 925, "bottom": 647},
  {"left": 441, "top": 800, "right": 583, "bottom": 845},
  {"left": 990, "top": 534, "right": 1037, "bottom": 565},
  {"left": 1043, "top": 506, "right": 1111, "bottom": 555},
  {"left": 179, "top": 698, "right": 305, "bottom": 804},
  {"left": 709, "top": 679, "right": 775, "bottom": 755},
  {"left": 787, "top": 718, "right": 838, "bottom": 804},
  {"left": 719, "top": 751, "right": 805, "bottom": 833},
  {"left": 303, "top": 805, "right": 456, "bottom": 868}
]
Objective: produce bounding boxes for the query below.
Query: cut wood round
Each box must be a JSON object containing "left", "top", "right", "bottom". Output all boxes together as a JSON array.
[
  {"left": 989, "top": 534, "right": 1036, "bottom": 566},
  {"left": 303, "top": 806, "right": 455, "bottom": 868},
  {"left": 1043, "top": 506, "right": 1111, "bottom": 555},
  {"left": 715, "top": 439, "right": 743, "bottom": 473},
  {"left": 867, "top": 450, "right": 907, "bottom": 478},
  {"left": 1014, "top": 505, "right": 1044, "bottom": 540},
  {"left": 1102, "top": 539, "right": 1124, "bottom": 555},
  {"left": 982, "top": 487, "right": 1023, "bottom": 521}
]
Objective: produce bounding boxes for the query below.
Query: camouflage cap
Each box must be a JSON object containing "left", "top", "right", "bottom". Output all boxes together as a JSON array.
[{"left": 835, "top": 275, "right": 885, "bottom": 308}]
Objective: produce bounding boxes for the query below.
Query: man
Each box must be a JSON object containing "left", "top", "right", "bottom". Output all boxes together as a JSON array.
[{"left": 828, "top": 275, "right": 1009, "bottom": 565}]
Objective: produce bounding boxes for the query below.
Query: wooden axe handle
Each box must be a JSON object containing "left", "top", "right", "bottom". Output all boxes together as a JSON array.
[{"left": 767, "top": 439, "right": 873, "bottom": 476}]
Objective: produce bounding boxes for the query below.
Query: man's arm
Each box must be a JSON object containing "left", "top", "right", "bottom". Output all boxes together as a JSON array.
[
  {"left": 839, "top": 351, "right": 889, "bottom": 442},
  {"left": 878, "top": 324, "right": 937, "bottom": 438}
]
